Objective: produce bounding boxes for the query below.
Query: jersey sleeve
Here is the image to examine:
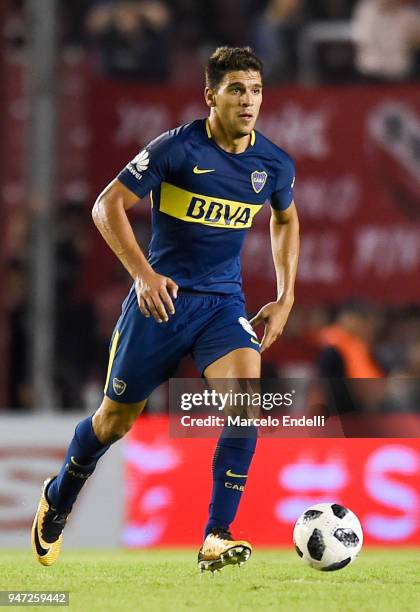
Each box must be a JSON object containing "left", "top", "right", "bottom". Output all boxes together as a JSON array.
[
  {"left": 117, "top": 129, "right": 185, "bottom": 198},
  {"left": 270, "top": 155, "right": 295, "bottom": 211}
]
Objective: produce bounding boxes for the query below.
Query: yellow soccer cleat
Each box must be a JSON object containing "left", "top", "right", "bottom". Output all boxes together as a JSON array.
[
  {"left": 198, "top": 528, "right": 252, "bottom": 572},
  {"left": 31, "top": 477, "right": 70, "bottom": 566}
]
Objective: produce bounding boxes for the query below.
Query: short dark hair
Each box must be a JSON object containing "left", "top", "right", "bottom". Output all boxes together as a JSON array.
[{"left": 205, "top": 46, "right": 263, "bottom": 90}]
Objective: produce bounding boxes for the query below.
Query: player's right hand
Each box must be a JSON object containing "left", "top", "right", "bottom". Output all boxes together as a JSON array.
[{"left": 135, "top": 271, "right": 178, "bottom": 323}]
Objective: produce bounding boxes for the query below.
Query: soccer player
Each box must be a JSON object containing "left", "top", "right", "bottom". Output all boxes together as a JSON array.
[{"left": 32, "top": 46, "right": 299, "bottom": 571}]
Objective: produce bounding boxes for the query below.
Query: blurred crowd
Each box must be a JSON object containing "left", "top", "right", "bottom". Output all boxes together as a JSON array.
[{"left": 5, "top": 0, "right": 420, "bottom": 83}]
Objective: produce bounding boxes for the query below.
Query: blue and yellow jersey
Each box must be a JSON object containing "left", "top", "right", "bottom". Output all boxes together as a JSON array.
[{"left": 117, "top": 118, "right": 295, "bottom": 294}]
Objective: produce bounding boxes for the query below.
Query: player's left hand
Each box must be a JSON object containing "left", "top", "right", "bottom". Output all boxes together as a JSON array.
[{"left": 250, "top": 297, "right": 294, "bottom": 353}]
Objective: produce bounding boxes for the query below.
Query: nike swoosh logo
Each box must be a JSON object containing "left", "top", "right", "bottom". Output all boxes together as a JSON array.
[
  {"left": 34, "top": 515, "right": 50, "bottom": 557},
  {"left": 193, "top": 165, "right": 215, "bottom": 174},
  {"left": 226, "top": 469, "right": 248, "bottom": 478},
  {"left": 70, "top": 456, "right": 85, "bottom": 467}
]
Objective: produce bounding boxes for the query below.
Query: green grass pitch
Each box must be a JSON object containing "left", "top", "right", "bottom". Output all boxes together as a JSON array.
[{"left": 1, "top": 549, "right": 419, "bottom": 611}]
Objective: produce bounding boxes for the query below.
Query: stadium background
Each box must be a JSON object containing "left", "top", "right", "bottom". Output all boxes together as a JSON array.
[{"left": 0, "top": 0, "right": 419, "bottom": 550}]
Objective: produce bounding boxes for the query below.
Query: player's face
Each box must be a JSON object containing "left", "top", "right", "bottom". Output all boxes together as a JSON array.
[{"left": 210, "top": 70, "right": 263, "bottom": 138}]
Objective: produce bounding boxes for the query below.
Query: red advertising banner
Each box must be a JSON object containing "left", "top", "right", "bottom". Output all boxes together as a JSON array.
[
  {"left": 87, "top": 80, "right": 420, "bottom": 308},
  {"left": 123, "top": 416, "right": 420, "bottom": 548}
]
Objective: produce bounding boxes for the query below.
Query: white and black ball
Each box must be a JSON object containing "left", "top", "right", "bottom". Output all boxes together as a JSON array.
[{"left": 293, "top": 503, "right": 363, "bottom": 571}]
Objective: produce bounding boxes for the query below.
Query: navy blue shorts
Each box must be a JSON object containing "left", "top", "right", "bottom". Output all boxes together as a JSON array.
[{"left": 104, "top": 288, "right": 260, "bottom": 403}]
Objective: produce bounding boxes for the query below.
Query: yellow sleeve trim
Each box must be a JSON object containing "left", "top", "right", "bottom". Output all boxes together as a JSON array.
[{"left": 104, "top": 330, "right": 120, "bottom": 393}]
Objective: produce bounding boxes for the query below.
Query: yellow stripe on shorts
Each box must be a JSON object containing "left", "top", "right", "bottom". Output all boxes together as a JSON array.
[{"left": 104, "top": 330, "right": 120, "bottom": 393}]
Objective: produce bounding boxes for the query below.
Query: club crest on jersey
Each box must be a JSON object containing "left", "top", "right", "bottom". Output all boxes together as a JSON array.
[
  {"left": 113, "top": 378, "right": 126, "bottom": 396},
  {"left": 251, "top": 171, "right": 267, "bottom": 194}
]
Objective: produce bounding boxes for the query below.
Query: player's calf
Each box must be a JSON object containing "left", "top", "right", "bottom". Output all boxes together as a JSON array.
[{"left": 31, "top": 399, "right": 145, "bottom": 565}]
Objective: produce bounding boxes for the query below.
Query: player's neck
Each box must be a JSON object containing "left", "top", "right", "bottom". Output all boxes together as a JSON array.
[{"left": 208, "top": 115, "right": 251, "bottom": 154}]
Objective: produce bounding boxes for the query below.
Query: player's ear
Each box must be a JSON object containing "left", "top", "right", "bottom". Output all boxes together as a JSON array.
[{"left": 204, "top": 87, "right": 216, "bottom": 108}]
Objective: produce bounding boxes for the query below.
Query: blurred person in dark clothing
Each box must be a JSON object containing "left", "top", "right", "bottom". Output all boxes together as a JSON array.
[
  {"left": 315, "top": 302, "right": 384, "bottom": 417},
  {"left": 252, "top": 0, "right": 304, "bottom": 83},
  {"left": 85, "top": 0, "right": 171, "bottom": 81},
  {"left": 212, "top": 0, "right": 256, "bottom": 47},
  {"left": 317, "top": 302, "right": 383, "bottom": 379},
  {"left": 352, "top": 0, "right": 420, "bottom": 81},
  {"left": 4, "top": 0, "right": 26, "bottom": 49},
  {"left": 60, "top": 0, "right": 93, "bottom": 48},
  {"left": 54, "top": 203, "right": 100, "bottom": 410},
  {"left": 305, "top": 0, "right": 357, "bottom": 19},
  {"left": 303, "top": 0, "right": 358, "bottom": 82},
  {"left": 5, "top": 259, "right": 31, "bottom": 409}
]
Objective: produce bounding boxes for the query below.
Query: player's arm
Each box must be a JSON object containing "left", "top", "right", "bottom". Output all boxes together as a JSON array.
[
  {"left": 271, "top": 202, "right": 299, "bottom": 307},
  {"left": 250, "top": 202, "right": 299, "bottom": 353},
  {"left": 92, "top": 179, "right": 178, "bottom": 323}
]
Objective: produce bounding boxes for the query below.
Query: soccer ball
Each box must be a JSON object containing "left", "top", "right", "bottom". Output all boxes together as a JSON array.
[{"left": 293, "top": 503, "right": 363, "bottom": 571}]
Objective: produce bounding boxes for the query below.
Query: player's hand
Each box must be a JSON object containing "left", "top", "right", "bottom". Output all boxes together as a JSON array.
[
  {"left": 135, "top": 271, "right": 178, "bottom": 323},
  {"left": 249, "top": 297, "right": 294, "bottom": 353}
]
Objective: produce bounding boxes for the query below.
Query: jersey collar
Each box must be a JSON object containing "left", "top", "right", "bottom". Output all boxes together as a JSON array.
[{"left": 205, "top": 118, "right": 256, "bottom": 147}]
